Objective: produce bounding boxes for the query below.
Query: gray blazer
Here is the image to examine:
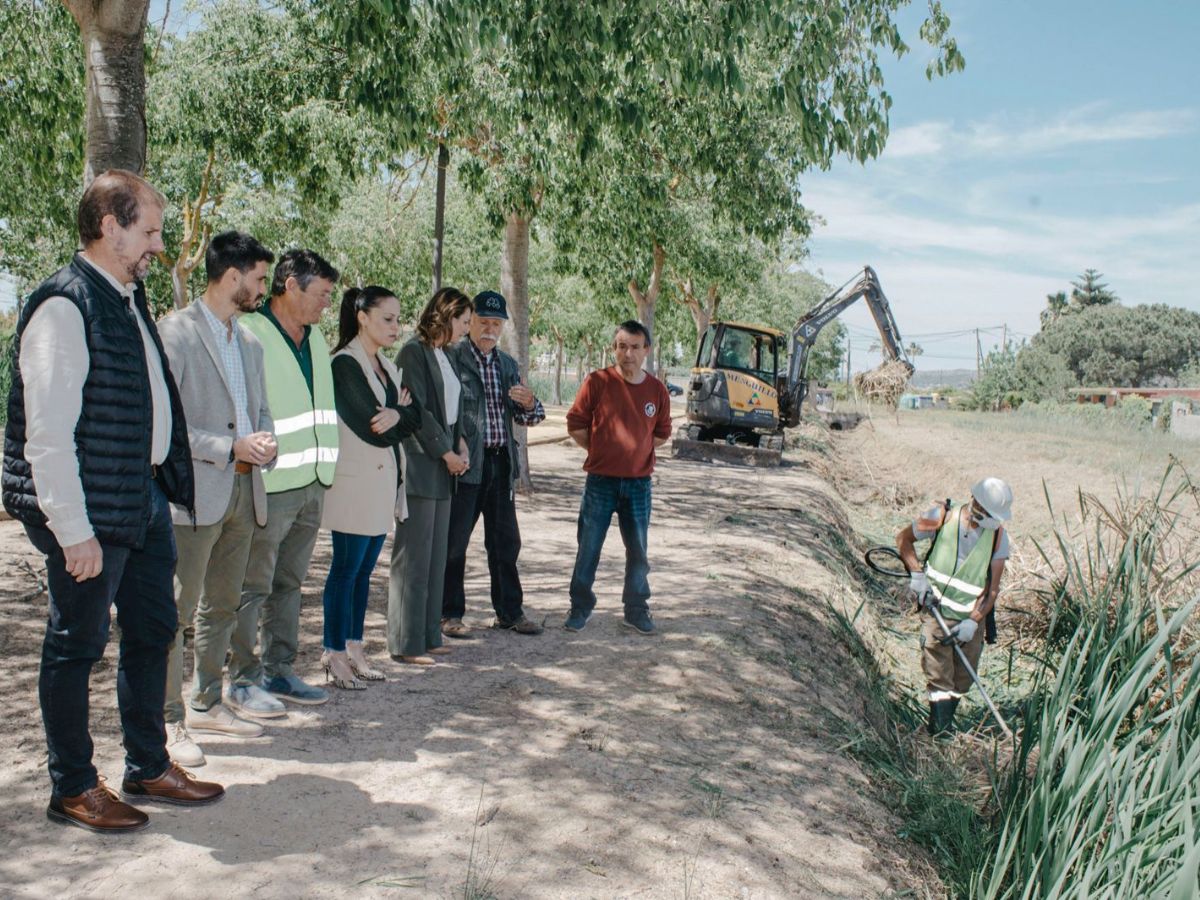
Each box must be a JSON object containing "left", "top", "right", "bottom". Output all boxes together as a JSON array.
[
  {"left": 396, "top": 337, "right": 464, "bottom": 501},
  {"left": 158, "top": 301, "right": 272, "bottom": 527}
]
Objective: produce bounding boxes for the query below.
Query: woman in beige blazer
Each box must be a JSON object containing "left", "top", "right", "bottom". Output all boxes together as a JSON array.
[{"left": 320, "top": 286, "right": 420, "bottom": 689}]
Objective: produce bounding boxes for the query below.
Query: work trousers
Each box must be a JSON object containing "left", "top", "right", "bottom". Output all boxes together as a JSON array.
[
  {"left": 921, "top": 614, "right": 985, "bottom": 698},
  {"left": 443, "top": 449, "right": 524, "bottom": 624},
  {"left": 238, "top": 481, "right": 325, "bottom": 682},
  {"left": 388, "top": 495, "right": 450, "bottom": 657},
  {"left": 568, "top": 474, "right": 652, "bottom": 615},
  {"left": 27, "top": 481, "right": 175, "bottom": 798},
  {"left": 167, "top": 473, "right": 257, "bottom": 719}
]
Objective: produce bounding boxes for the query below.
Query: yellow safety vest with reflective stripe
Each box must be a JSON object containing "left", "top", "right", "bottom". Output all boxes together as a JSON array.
[
  {"left": 240, "top": 314, "right": 338, "bottom": 492},
  {"left": 924, "top": 504, "right": 997, "bottom": 622}
]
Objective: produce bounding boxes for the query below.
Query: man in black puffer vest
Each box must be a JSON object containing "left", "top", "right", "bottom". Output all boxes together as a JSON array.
[{"left": 3, "top": 170, "right": 223, "bottom": 834}]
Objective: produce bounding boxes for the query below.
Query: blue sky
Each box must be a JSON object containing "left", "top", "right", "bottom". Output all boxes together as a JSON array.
[{"left": 801, "top": 0, "right": 1200, "bottom": 370}]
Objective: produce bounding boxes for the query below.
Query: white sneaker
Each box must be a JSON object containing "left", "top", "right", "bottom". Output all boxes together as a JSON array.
[
  {"left": 186, "top": 703, "right": 265, "bottom": 738},
  {"left": 166, "top": 722, "right": 206, "bottom": 767},
  {"left": 225, "top": 683, "right": 288, "bottom": 719}
]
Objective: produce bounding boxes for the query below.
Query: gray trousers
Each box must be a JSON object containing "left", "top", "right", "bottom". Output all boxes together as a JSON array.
[
  {"left": 166, "top": 474, "right": 257, "bottom": 721},
  {"left": 238, "top": 481, "right": 325, "bottom": 682},
  {"left": 388, "top": 495, "right": 451, "bottom": 657}
]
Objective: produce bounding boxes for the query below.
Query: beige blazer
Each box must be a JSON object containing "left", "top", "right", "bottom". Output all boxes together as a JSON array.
[
  {"left": 321, "top": 337, "right": 408, "bottom": 535},
  {"left": 158, "top": 300, "right": 271, "bottom": 527}
]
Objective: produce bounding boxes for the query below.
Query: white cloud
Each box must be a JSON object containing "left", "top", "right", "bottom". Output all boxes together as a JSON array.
[{"left": 882, "top": 103, "right": 1197, "bottom": 161}]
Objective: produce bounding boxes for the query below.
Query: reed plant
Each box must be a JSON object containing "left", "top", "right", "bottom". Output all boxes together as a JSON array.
[
  {"left": 976, "top": 462, "right": 1200, "bottom": 899},
  {"left": 833, "top": 461, "right": 1200, "bottom": 898}
]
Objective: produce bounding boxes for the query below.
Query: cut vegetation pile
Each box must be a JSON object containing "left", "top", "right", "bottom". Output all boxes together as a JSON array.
[{"left": 854, "top": 359, "right": 912, "bottom": 408}]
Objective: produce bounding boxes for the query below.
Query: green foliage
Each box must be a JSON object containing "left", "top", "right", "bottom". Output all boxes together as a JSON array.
[
  {"left": 0, "top": 0, "right": 84, "bottom": 285},
  {"left": 967, "top": 343, "right": 1022, "bottom": 409},
  {"left": 1030, "top": 303, "right": 1200, "bottom": 387}
]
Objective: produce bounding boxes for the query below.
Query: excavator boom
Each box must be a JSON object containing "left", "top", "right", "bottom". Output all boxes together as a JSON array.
[{"left": 781, "top": 265, "right": 912, "bottom": 427}]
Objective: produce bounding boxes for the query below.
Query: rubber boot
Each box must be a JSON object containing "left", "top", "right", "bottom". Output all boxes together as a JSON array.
[{"left": 929, "top": 699, "right": 959, "bottom": 737}]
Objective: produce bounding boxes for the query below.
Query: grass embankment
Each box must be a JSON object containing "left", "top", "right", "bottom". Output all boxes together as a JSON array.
[{"left": 832, "top": 462, "right": 1200, "bottom": 899}]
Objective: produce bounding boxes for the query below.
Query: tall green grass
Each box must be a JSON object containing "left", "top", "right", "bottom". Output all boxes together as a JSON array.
[{"left": 976, "top": 467, "right": 1200, "bottom": 899}]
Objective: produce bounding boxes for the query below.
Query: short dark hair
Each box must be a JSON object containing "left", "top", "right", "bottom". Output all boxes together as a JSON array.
[
  {"left": 269, "top": 248, "right": 339, "bottom": 297},
  {"left": 206, "top": 231, "right": 274, "bottom": 284},
  {"left": 615, "top": 319, "right": 652, "bottom": 347},
  {"left": 77, "top": 169, "right": 166, "bottom": 245}
]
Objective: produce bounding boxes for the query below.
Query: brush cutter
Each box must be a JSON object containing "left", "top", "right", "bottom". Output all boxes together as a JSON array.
[{"left": 864, "top": 546, "right": 1014, "bottom": 740}]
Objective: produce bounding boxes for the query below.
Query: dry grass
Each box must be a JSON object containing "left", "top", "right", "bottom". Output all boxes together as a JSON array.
[{"left": 853, "top": 360, "right": 912, "bottom": 408}]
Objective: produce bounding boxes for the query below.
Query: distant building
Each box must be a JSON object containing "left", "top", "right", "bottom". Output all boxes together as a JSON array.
[{"left": 1072, "top": 387, "right": 1200, "bottom": 436}]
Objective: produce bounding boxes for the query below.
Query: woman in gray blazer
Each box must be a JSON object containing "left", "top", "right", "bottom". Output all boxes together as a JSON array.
[
  {"left": 321, "top": 286, "right": 420, "bottom": 688},
  {"left": 387, "top": 287, "right": 473, "bottom": 664}
]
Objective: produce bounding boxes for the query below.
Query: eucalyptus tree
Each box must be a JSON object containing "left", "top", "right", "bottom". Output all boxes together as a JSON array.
[
  {"left": 146, "top": 0, "right": 383, "bottom": 307},
  {"left": 324, "top": 0, "right": 963, "bottom": 382},
  {"left": 0, "top": 0, "right": 84, "bottom": 284}
]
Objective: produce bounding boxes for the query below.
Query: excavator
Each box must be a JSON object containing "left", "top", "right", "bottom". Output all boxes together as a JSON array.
[{"left": 672, "top": 266, "right": 912, "bottom": 466}]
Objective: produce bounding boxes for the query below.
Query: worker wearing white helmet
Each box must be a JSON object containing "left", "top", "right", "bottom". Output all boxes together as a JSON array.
[{"left": 896, "top": 477, "right": 1013, "bottom": 736}]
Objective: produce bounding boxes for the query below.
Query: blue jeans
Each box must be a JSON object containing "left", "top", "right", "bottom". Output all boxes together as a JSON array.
[
  {"left": 568, "top": 474, "right": 652, "bottom": 615},
  {"left": 26, "top": 481, "right": 176, "bottom": 797},
  {"left": 322, "top": 531, "right": 386, "bottom": 652}
]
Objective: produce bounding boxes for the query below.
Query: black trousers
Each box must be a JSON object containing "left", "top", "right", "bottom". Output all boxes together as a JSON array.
[
  {"left": 27, "top": 481, "right": 176, "bottom": 797},
  {"left": 442, "top": 449, "right": 524, "bottom": 623}
]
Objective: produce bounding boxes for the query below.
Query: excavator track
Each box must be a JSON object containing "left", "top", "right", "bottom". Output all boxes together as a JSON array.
[{"left": 670, "top": 428, "right": 783, "bottom": 467}]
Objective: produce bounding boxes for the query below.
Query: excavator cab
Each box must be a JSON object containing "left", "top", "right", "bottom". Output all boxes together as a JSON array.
[{"left": 683, "top": 322, "right": 787, "bottom": 455}]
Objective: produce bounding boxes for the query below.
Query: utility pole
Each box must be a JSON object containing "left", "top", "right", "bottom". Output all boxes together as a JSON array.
[
  {"left": 975, "top": 328, "right": 982, "bottom": 378},
  {"left": 431, "top": 142, "right": 449, "bottom": 293},
  {"left": 1002, "top": 323, "right": 1008, "bottom": 350}
]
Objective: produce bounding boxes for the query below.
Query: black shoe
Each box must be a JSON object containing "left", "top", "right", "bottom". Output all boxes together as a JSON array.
[{"left": 621, "top": 610, "right": 657, "bottom": 635}]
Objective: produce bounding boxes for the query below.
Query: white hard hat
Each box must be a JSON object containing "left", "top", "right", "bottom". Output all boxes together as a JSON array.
[{"left": 971, "top": 477, "right": 1013, "bottom": 521}]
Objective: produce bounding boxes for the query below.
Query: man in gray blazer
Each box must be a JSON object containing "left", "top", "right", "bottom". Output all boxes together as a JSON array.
[{"left": 157, "top": 232, "right": 280, "bottom": 767}]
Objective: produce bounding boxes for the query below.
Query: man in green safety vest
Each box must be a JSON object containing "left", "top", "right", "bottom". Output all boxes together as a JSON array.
[
  {"left": 896, "top": 477, "right": 1013, "bottom": 736},
  {"left": 235, "top": 249, "right": 340, "bottom": 711}
]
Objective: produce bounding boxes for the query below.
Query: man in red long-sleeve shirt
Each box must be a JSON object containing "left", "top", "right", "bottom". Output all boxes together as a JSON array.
[{"left": 564, "top": 320, "right": 673, "bottom": 635}]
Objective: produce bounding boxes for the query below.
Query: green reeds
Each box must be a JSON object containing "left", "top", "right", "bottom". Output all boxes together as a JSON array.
[{"left": 976, "top": 463, "right": 1200, "bottom": 899}]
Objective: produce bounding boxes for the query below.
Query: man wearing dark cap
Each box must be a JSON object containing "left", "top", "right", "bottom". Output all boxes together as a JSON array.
[{"left": 443, "top": 290, "right": 546, "bottom": 637}]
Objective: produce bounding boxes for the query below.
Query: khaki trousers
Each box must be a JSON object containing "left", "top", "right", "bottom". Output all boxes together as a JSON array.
[
  {"left": 237, "top": 481, "right": 325, "bottom": 682},
  {"left": 165, "top": 474, "right": 256, "bottom": 722},
  {"left": 920, "top": 614, "right": 984, "bottom": 698}
]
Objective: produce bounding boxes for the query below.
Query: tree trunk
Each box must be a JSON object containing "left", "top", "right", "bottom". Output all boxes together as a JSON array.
[
  {"left": 626, "top": 242, "right": 665, "bottom": 375},
  {"left": 500, "top": 211, "right": 532, "bottom": 491},
  {"left": 676, "top": 277, "right": 721, "bottom": 350},
  {"left": 67, "top": 0, "right": 151, "bottom": 183},
  {"left": 431, "top": 142, "right": 449, "bottom": 293},
  {"left": 154, "top": 150, "right": 220, "bottom": 309},
  {"left": 551, "top": 325, "right": 564, "bottom": 405}
]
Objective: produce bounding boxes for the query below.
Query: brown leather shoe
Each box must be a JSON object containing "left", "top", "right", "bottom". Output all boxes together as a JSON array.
[
  {"left": 494, "top": 615, "right": 545, "bottom": 635},
  {"left": 48, "top": 782, "right": 150, "bottom": 833},
  {"left": 122, "top": 762, "right": 225, "bottom": 806}
]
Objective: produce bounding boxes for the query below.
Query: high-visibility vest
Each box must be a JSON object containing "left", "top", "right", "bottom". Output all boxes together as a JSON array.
[
  {"left": 924, "top": 503, "right": 998, "bottom": 621},
  {"left": 240, "top": 313, "right": 338, "bottom": 492}
]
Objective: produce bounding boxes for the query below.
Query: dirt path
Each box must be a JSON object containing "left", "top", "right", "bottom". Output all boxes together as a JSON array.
[{"left": 0, "top": 425, "right": 940, "bottom": 899}]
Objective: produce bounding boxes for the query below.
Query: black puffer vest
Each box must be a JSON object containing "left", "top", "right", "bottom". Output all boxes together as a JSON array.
[{"left": 2, "top": 254, "right": 195, "bottom": 548}]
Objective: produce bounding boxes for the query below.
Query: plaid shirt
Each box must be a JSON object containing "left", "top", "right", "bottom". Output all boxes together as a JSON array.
[
  {"left": 198, "top": 299, "right": 252, "bottom": 437},
  {"left": 470, "top": 342, "right": 545, "bottom": 447}
]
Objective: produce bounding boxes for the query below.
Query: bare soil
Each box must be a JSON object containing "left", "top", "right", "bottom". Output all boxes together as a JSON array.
[{"left": 0, "top": 406, "right": 948, "bottom": 899}]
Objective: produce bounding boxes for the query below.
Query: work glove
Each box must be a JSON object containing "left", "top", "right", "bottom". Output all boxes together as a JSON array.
[
  {"left": 951, "top": 619, "right": 978, "bottom": 644},
  {"left": 908, "top": 571, "right": 930, "bottom": 604}
]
